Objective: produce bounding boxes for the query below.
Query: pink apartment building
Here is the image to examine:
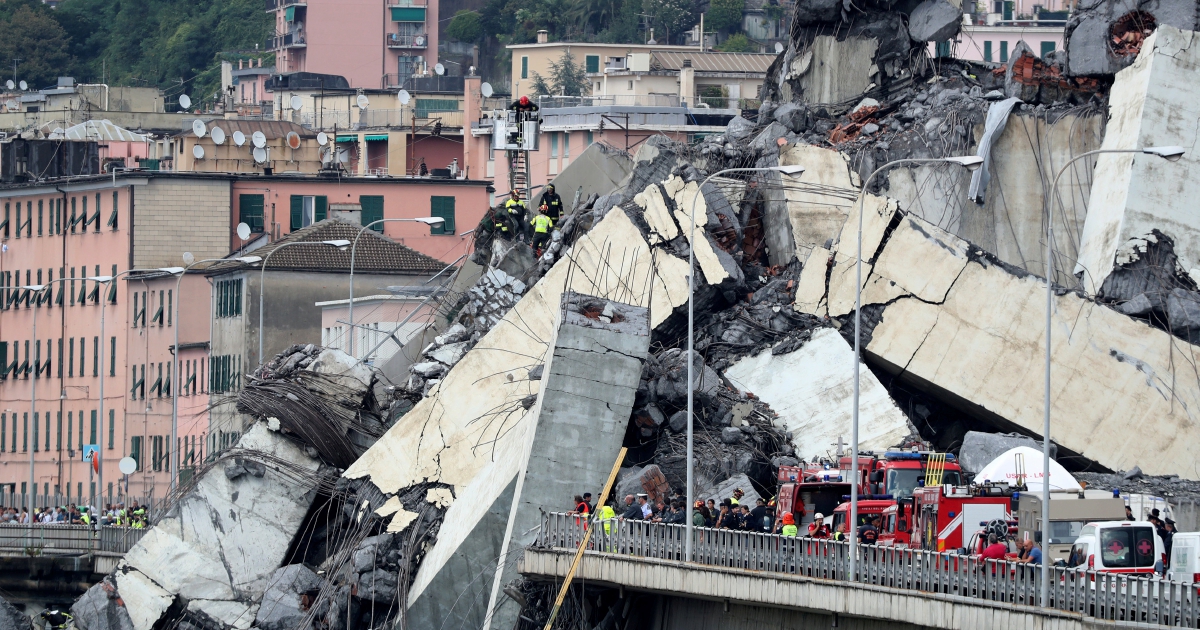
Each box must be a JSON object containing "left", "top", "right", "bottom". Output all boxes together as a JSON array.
[{"left": 266, "top": 0, "right": 439, "bottom": 90}]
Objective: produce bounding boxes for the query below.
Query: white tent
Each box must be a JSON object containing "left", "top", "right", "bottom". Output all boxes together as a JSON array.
[{"left": 973, "top": 445, "right": 1082, "bottom": 492}]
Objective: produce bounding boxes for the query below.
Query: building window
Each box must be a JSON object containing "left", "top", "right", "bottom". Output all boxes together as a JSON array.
[
  {"left": 37, "top": 200, "right": 43, "bottom": 236},
  {"left": 216, "top": 279, "right": 243, "bottom": 318},
  {"left": 289, "top": 195, "right": 327, "bottom": 229},
  {"left": 108, "top": 410, "right": 114, "bottom": 449},
  {"left": 360, "top": 195, "right": 384, "bottom": 232},
  {"left": 550, "top": 133, "right": 558, "bottom": 158},
  {"left": 1000, "top": 41, "right": 1009, "bottom": 62},
  {"left": 430, "top": 196, "right": 456, "bottom": 235},
  {"left": 1040, "top": 41, "right": 1055, "bottom": 58},
  {"left": 521, "top": 56, "right": 528, "bottom": 79},
  {"left": 130, "top": 436, "right": 142, "bottom": 471},
  {"left": 239, "top": 194, "right": 265, "bottom": 233},
  {"left": 984, "top": 41, "right": 993, "bottom": 62},
  {"left": 586, "top": 55, "right": 600, "bottom": 73},
  {"left": 89, "top": 410, "right": 97, "bottom": 445},
  {"left": 587, "top": 131, "right": 594, "bottom": 146}
]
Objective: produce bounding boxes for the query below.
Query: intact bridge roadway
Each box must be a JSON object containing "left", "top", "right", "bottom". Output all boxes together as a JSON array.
[{"left": 522, "top": 512, "right": 1197, "bottom": 630}]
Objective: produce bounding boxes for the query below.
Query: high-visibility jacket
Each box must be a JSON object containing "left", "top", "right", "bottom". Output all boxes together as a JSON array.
[
  {"left": 531, "top": 214, "right": 553, "bottom": 233},
  {"left": 504, "top": 198, "right": 526, "bottom": 216},
  {"left": 781, "top": 524, "right": 798, "bottom": 537},
  {"left": 598, "top": 505, "right": 616, "bottom": 535}
]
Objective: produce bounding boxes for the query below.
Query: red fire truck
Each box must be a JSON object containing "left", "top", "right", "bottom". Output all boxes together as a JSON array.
[
  {"left": 909, "top": 482, "right": 1019, "bottom": 553},
  {"left": 774, "top": 463, "right": 851, "bottom": 531},
  {"left": 839, "top": 451, "right": 964, "bottom": 500}
]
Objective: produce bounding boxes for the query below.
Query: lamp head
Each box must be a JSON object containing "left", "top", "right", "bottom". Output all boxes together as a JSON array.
[
  {"left": 945, "top": 155, "right": 985, "bottom": 171},
  {"left": 772, "top": 164, "right": 806, "bottom": 177},
  {"left": 1143, "top": 146, "right": 1185, "bottom": 162},
  {"left": 86, "top": 275, "right": 114, "bottom": 283},
  {"left": 235, "top": 256, "right": 262, "bottom": 264},
  {"left": 323, "top": 239, "right": 352, "bottom": 248},
  {"left": 415, "top": 217, "right": 446, "bottom": 225},
  {"left": 21, "top": 284, "right": 44, "bottom": 291}
]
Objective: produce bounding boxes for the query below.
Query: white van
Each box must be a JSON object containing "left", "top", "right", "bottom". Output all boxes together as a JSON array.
[
  {"left": 1066, "top": 521, "right": 1163, "bottom": 575},
  {"left": 1167, "top": 532, "right": 1200, "bottom": 584}
]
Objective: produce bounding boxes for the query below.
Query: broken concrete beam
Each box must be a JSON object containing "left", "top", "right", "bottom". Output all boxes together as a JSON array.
[
  {"left": 668, "top": 178, "right": 745, "bottom": 289},
  {"left": 774, "top": 144, "right": 860, "bottom": 266},
  {"left": 1064, "top": 0, "right": 1197, "bottom": 76},
  {"left": 483, "top": 292, "right": 650, "bottom": 630},
  {"left": 907, "top": 0, "right": 964, "bottom": 42},
  {"left": 0, "top": 596, "right": 30, "bottom": 630},
  {"left": 254, "top": 565, "right": 324, "bottom": 630},
  {"left": 788, "top": 36, "right": 880, "bottom": 107},
  {"left": 75, "top": 422, "right": 325, "bottom": 630},
  {"left": 1076, "top": 26, "right": 1200, "bottom": 293},
  {"left": 818, "top": 211, "right": 1200, "bottom": 477},
  {"left": 699, "top": 473, "right": 762, "bottom": 507},
  {"left": 725, "top": 328, "right": 912, "bottom": 461}
]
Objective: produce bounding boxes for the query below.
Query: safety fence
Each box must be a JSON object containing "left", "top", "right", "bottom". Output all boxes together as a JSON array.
[
  {"left": 537, "top": 512, "right": 1200, "bottom": 628},
  {"left": 0, "top": 524, "right": 146, "bottom": 555}
]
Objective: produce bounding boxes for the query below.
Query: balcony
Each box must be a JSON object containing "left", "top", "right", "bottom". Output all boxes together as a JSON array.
[
  {"left": 265, "top": 0, "right": 306, "bottom": 10},
  {"left": 387, "top": 33, "right": 428, "bottom": 49},
  {"left": 387, "top": 0, "right": 427, "bottom": 6},
  {"left": 265, "top": 29, "right": 306, "bottom": 50}
]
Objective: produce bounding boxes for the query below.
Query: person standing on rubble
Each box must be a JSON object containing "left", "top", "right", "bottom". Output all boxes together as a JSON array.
[
  {"left": 504, "top": 190, "right": 528, "bottom": 241},
  {"left": 530, "top": 206, "right": 553, "bottom": 255},
  {"left": 540, "top": 184, "right": 564, "bottom": 223}
]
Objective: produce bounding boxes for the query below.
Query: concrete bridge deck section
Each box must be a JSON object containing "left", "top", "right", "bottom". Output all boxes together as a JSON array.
[{"left": 521, "top": 548, "right": 1142, "bottom": 630}]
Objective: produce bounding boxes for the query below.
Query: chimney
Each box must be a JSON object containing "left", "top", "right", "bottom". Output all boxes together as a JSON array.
[
  {"left": 258, "top": 58, "right": 263, "bottom": 68},
  {"left": 239, "top": 59, "right": 244, "bottom": 69},
  {"left": 679, "top": 63, "right": 695, "bottom": 106},
  {"left": 537, "top": 30, "right": 549, "bottom": 43}
]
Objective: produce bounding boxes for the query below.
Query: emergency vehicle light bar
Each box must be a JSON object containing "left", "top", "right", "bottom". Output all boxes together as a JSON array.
[{"left": 883, "top": 451, "right": 956, "bottom": 460}]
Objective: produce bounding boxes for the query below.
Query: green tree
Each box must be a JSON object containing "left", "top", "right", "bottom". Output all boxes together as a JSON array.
[
  {"left": 643, "top": 0, "right": 696, "bottom": 43},
  {"left": 716, "top": 32, "right": 756, "bottom": 52},
  {"left": 530, "top": 49, "right": 588, "bottom": 95},
  {"left": 0, "top": 5, "right": 71, "bottom": 89},
  {"left": 707, "top": 0, "right": 744, "bottom": 32},
  {"left": 447, "top": 10, "right": 483, "bottom": 42}
]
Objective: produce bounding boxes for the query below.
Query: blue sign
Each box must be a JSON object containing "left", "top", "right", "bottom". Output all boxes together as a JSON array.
[{"left": 82, "top": 444, "right": 99, "bottom": 462}]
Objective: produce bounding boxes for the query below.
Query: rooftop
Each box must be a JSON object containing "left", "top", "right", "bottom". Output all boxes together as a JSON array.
[
  {"left": 54, "top": 119, "right": 149, "bottom": 142},
  {"left": 172, "top": 119, "right": 316, "bottom": 139},
  {"left": 650, "top": 51, "right": 776, "bottom": 74},
  {"left": 206, "top": 218, "right": 447, "bottom": 276},
  {"left": 507, "top": 41, "right": 702, "bottom": 51}
]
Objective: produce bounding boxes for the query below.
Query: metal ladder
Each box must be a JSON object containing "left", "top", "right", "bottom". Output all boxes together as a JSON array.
[
  {"left": 508, "top": 149, "right": 529, "bottom": 194},
  {"left": 925, "top": 453, "right": 947, "bottom": 487}
]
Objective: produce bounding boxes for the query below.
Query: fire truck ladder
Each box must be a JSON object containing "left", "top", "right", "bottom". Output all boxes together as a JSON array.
[
  {"left": 925, "top": 453, "right": 947, "bottom": 487},
  {"left": 507, "top": 149, "right": 529, "bottom": 197},
  {"left": 1014, "top": 451, "right": 1027, "bottom": 488}
]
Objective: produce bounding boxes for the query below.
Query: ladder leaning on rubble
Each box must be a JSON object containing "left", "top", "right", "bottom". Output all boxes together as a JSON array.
[
  {"left": 508, "top": 149, "right": 529, "bottom": 199},
  {"left": 543, "top": 447, "right": 627, "bottom": 630}
]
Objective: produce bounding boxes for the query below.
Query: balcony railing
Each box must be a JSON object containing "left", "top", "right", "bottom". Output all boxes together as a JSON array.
[
  {"left": 265, "top": 30, "right": 306, "bottom": 50},
  {"left": 265, "top": 0, "right": 306, "bottom": 10},
  {"left": 387, "top": 0, "right": 427, "bottom": 5},
  {"left": 536, "top": 94, "right": 682, "bottom": 109},
  {"left": 387, "top": 33, "right": 428, "bottom": 49},
  {"left": 297, "top": 108, "right": 465, "bottom": 131}
]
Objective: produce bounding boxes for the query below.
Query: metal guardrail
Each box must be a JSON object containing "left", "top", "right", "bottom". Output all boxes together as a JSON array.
[
  {"left": 537, "top": 512, "right": 1200, "bottom": 627},
  {"left": 0, "top": 524, "right": 145, "bottom": 555}
]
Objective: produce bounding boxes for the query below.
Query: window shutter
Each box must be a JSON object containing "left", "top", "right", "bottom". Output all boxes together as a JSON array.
[
  {"left": 430, "top": 196, "right": 455, "bottom": 234},
  {"left": 315, "top": 196, "right": 328, "bottom": 222},
  {"left": 290, "top": 195, "right": 303, "bottom": 230},
  {"left": 239, "top": 194, "right": 265, "bottom": 233},
  {"left": 360, "top": 196, "right": 384, "bottom": 232},
  {"left": 586, "top": 55, "right": 599, "bottom": 73}
]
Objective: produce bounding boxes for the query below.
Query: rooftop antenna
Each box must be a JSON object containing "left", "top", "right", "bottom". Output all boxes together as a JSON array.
[
  {"left": 192, "top": 119, "right": 207, "bottom": 138},
  {"left": 5, "top": 80, "right": 13, "bottom": 90},
  {"left": 211, "top": 126, "right": 226, "bottom": 145},
  {"left": 251, "top": 131, "right": 267, "bottom": 149},
  {"left": 179, "top": 94, "right": 192, "bottom": 111},
  {"left": 434, "top": 63, "right": 445, "bottom": 76},
  {"left": 18, "top": 80, "right": 27, "bottom": 91},
  {"left": 290, "top": 95, "right": 303, "bottom": 111},
  {"left": 232, "top": 130, "right": 247, "bottom": 146},
  {"left": 316, "top": 131, "right": 329, "bottom": 146},
  {"left": 481, "top": 82, "right": 493, "bottom": 98},
  {"left": 775, "top": 41, "right": 784, "bottom": 53},
  {"left": 398, "top": 90, "right": 411, "bottom": 105}
]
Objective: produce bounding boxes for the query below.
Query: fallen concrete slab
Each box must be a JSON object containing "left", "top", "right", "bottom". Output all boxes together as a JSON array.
[
  {"left": 483, "top": 292, "right": 650, "bottom": 630},
  {"left": 725, "top": 328, "right": 912, "bottom": 461},
  {"left": 958, "top": 430, "right": 1056, "bottom": 474},
  {"left": 1076, "top": 25, "right": 1200, "bottom": 293},
  {"left": 74, "top": 422, "right": 325, "bottom": 630},
  {"left": 800, "top": 204, "right": 1200, "bottom": 478}
]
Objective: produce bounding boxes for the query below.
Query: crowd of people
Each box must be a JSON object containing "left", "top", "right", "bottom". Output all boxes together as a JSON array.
[
  {"left": 479, "top": 185, "right": 564, "bottom": 256},
  {"left": 569, "top": 488, "right": 779, "bottom": 532},
  {"left": 0, "top": 501, "right": 149, "bottom": 528}
]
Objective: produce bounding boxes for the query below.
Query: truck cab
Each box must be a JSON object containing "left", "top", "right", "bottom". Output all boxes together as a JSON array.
[
  {"left": 911, "top": 482, "right": 1017, "bottom": 553},
  {"left": 775, "top": 464, "right": 851, "bottom": 532},
  {"left": 1015, "top": 490, "right": 1127, "bottom": 563},
  {"left": 839, "top": 451, "right": 963, "bottom": 501},
  {"left": 831, "top": 499, "right": 893, "bottom": 540}
]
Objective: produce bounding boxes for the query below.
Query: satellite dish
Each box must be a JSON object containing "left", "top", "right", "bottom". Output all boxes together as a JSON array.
[
  {"left": 233, "top": 130, "right": 247, "bottom": 146},
  {"left": 290, "top": 95, "right": 303, "bottom": 111},
  {"left": 286, "top": 131, "right": 301, "bottom": 149},
  {"left": 5, "top": 100, "right": 17, "bottom": 110},
  {"left": 18, "top": 80, "right": 27, "bottom": 91},
  {"left": 179, "top": 94, "right": 192, "bottom": 110},
  {"left": 252, "top": 146, "right": 267, "bottom": 163},
  {"left": 4, "top": 80, "right": 12, "bottom": 90},
  {"left": 252, "top": 131, "right": 267, "bottom": 148},
  {"left": 434, "top": 63, "right": 445, "bottom": 76},
  {"left": 236, "top": 223, "right": 252, "bottom": 240},
  {"left": 775, "top": 42, "right": 784, "bottom": 53},
  {"left": 182, "top": 252, "right": 195, "bottom": 265},
  {"left": 192, "top": 145, "right": 205, "bottom": 160},
  {"left": 481, "top": 82, "right": 493, "bottom": 98},
  {"left": 192, "top": 119, "right": 207, "bottom": 138},
  {"left": 52, "top": 127, "right": 64, "bottom": 137},
  {"left": 316, "top": 132, "right": 329, "bottom": 146},
  {"left": 211, "top": 126, "right": 226, "bottom": 145},
  {"left": 118, "top": 457, "right": 137, "bottom": 475},
  {"left": 398, "top": 89, "right": 411, "bottom": 105},
  {"left": 356, "top": 94, "right": 369, "bottom": 109}
]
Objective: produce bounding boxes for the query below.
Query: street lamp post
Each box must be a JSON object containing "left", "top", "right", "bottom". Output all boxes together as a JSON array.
[
  {"left": 684, "top": 164, "right": 805, "bottom": 562},
  {"left": 21, "top": 277, "right": 73, "bottom": 520},
  {"left": 347, "top": 217, "right": 445, "bottom": 357},
  {"left": 159, "top": 255, "right": 262, "bottom": 494},
  {"left": 258, "top": 241, "right": 349, "bottom": 362},
  {"left": 845, "top": 156, "right": 982, "bottom": 583},
  {"left": 1038, "top": 144, "right": 1183, "bottom": 606}
]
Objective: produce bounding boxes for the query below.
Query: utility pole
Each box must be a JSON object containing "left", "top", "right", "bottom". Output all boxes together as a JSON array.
[{"left": 11, "top": 58, "right": 22, "bottom": 82}]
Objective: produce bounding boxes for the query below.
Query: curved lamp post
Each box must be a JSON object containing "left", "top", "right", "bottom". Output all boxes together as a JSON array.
[
  {"left": 845, "top": 155, "right": 983, "bottom": 583},
  {"left": 1038, "top": 144, "right": 1183, "bottom": 606},
  {"left": 685, "top": 164, "right": 806, "bottom": 562},
  {"left": 348, "top": 217, "right": 444, "bottom": 357}
]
